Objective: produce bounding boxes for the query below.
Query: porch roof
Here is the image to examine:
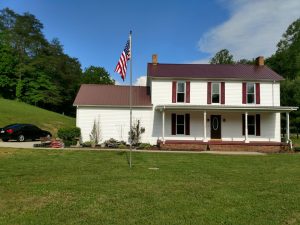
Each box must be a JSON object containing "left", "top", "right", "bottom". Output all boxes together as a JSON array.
[{"left": 155, "top": 105, "right": 298, "bottom": 112}]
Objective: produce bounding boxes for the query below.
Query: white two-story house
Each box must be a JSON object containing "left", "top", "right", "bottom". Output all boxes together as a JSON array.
[{"left": 74, "top": 55, "right": 297, "bottom": 151}]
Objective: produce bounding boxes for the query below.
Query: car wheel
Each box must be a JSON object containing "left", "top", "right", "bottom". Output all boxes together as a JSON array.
[
  {"left": 18, "top": 134, "right": 25, "bottom": 142},
  {"left": 2, "top": 138, "right": 9, "bottom": 142}
]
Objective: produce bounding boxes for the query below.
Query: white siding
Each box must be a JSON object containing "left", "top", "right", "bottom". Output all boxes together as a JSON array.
[
  {"left": 190, "top": 81, "right": 207, "bottom": 105},
  {"left": 221, "top": 112, "right": 281, "bottom": 142},
  {"left": 163, "top": 111, "right": 204, "bottom": 141},
  {"left": 76, "top": 106, "right": 157, "bottom": 144},
  {"left": 151, "top": 80, "right": 172, "bottom": 105},
  {"left": 151, "top": 79, "right": 281, "bottom": 107},
  {"left": 225, "top": 81, "right": 242, "bottom": 105},
  {"left": 260, "top": 82, "right": 280, "bottom": 106}
]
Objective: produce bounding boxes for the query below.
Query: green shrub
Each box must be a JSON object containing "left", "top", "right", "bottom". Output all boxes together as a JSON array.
[
  {"left": 138, "top": 143, "right": 152, "bottom": 149},
  {"left": 118, "top": 144, "right": 127, "bottom": 149},
  {"left": 104, "top": 138, "right": 119, "bottom": 148},
  {"left": 82, "top": 141, "right": 92, "bottom": 147},
  {"left": 57, "top": 127, "right": 81, "bottom": 147},
  {"left": 294, "top": 146, "right": 300, "bottom": 152}
]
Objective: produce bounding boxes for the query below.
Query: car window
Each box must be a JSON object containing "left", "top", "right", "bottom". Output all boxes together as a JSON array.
[{"left": 4, "top": 124, "right": 22, "bottom": 129}]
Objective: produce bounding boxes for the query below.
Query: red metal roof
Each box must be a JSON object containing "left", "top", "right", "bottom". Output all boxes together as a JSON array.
[
  {"left": 147, "top": 63, "right": 284, "bottom": 81},
  {"left": 73, "top": 84, "right": 152, "bottom": 106}
]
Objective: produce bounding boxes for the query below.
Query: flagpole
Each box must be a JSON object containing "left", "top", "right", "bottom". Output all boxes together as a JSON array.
[{"left": 129, "top": 30, "right": 132, "bottom": 168}]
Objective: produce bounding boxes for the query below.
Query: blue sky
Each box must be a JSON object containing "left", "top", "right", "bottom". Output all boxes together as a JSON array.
[{"left": 1, "top": 0, "right": 300, "bottom": 85}]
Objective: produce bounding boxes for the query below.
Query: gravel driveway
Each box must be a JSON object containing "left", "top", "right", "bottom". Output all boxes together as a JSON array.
[{"left": 0, "top": 140, "right": 40, "bottom": 148}]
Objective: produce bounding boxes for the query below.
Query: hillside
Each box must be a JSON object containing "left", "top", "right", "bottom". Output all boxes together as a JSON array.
[{"left": 0, "top": 98, "right": 75, "bottom": 136}]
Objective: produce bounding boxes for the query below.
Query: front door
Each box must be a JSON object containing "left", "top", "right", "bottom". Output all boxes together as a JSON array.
[{"left": 211, "top": 115, "right": 221, "bottom": 139}]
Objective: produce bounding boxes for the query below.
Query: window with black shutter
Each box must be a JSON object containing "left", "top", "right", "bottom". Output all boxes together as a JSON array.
[
  {"left": 242, "top": 114, "right": 261, "bottom": 136},
  {"left": 171, "top": 113, "right": 190, "bottom": 135},
  {"left": 177, "top": 82, "right": 185, "bottom": 103}
]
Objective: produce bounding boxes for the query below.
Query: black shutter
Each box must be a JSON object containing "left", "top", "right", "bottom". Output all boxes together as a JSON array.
[
  {"left": 185, "top": 114, "right": 190, "bottom": 135},
  {"left": 242, "top": 114, "right": 245, "bottom": 135},
  {"left": 256, "top": 114, "right": 261, "bottom": 136},
  {"left": 171, "top": 113, "right": 176, "bottom": 135}
]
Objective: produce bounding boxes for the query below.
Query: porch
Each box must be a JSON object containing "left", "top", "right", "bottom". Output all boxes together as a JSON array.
[{"left": 155, "top": 105, "right": 298, "bottom": 151}]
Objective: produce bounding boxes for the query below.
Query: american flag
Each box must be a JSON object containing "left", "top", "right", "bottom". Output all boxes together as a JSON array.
[{"left": 115, "top": 39, "right": 131, "bottom": 81}]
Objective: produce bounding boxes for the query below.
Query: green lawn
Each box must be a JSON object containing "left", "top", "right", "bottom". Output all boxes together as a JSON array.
[
  {"left": 0, "top": 148, "right": 300, "bottom": 225},
  {"left": 0, "top": 98, "right": 75, "bottom": 136}
]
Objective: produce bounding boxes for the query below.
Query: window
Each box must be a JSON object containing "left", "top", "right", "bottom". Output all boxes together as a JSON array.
[
  {"left": 172, "top": 113, "right": 190, "bottom": 135},
  {"left": 176, "top": 115, "right": 185, "bottom": 134},
  {"left": 248, "top": 115, "right": 255, "bottom": 135},
  {"left": 177, "top": 82, "right": 185, "bottom": 103},
  {"left": 247, "top": 83, "right": 255, "bottom": 104},
  {"left": 212, "top": 83, "right": 220, "bottom": 103},
  {"left": 242, "top": 114, "right": 260, "bottom": 136}
]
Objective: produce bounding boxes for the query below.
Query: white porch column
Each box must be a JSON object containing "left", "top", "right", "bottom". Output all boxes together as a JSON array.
[
  {"left": 245, "top": 112, "right": 249, "bottom": 143},
  {"left": 162, "top": 109, "right": 165, "bottom": 144},
  {"left": 203, "top": 111, "right": 207, "bottom": 142},
  {"left": 286, "top": 112, "right": 290, "bottom": 142}
]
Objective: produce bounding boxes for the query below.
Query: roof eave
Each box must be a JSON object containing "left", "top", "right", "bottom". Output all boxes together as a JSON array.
[
  {"left": 155, "top": 105, "right": 298, "bottom": 112},
  {"left": 74, "top": 104, "right": 153, "bottom": 108},
  {"left": 149, "top": 76, "right": 283, "bottom": 82}
]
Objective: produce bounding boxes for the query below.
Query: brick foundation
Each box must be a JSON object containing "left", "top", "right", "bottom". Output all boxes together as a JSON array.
[{"left": 160, "top": 140, "right": 288, "bottom": 153}]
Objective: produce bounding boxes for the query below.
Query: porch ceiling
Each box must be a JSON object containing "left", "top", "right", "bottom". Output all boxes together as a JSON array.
[{"left": 155, "top": 105, "right": 298, "bottom": 112}]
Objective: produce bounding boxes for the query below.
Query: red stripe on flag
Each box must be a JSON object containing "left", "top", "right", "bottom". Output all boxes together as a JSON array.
[{"left": 115, "top": 39, "right": 130, "bottom": 81}]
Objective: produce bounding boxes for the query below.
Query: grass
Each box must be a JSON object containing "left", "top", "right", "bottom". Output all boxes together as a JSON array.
[
  {"left": 0, "top": 98, "right": 75, "bottom": 136},
  {"left": 291, "top": 135, "right": 300, "bottom": 147},
  {"left": 0, "top": 148, "right": 300, "bottom": 225}
]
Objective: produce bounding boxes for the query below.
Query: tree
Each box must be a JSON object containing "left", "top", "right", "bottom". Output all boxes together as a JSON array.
[
  {"left": 210, "top": 49, "right": 234, "bottom": 64},
  {"left": 277, "top": 18, "right": 300, "bottom": 52},
  {"left": 266, "top": 18, "right": 300, "bottom": 79},
  {"left": 0, "top": 8, "right": 114, "bottom": 116},
  {"left": 280, "top": 76, "right": 300, "bottom": 138},
  {"left": 22, "top": 72, "right": 62, "bottom": 106},
  {"left": 0, "top": 41, "right": 18, "bottom": 98},
  {"left": 236, "top": 58, "right": 255, "bottom": 65},
  {"left": 129, "top": 120, "right": 145, "bottom": 146},
  {"left": 89, "top": 118, "right": 101, "bottom": 147},
  {"left": 82, "top": 66, "right": 115, "bottom": 84}
]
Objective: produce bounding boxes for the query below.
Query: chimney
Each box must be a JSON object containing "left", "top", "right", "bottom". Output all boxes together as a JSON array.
[
  {"left": 256, "top": 56, "right": 264, "bottom": 66},
  {"left": 152, "top": 54, "right": 158, "bottom": 65}
]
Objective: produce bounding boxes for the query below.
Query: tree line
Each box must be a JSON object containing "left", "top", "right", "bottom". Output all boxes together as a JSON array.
[
  {"left": 209, "top": 18, "right": 300, "bottom": 135},
  {"left": 0, "top": 8, "right": 114, "bottom": 116}
]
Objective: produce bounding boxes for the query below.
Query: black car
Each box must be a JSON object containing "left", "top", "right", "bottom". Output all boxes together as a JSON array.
[{"left": 0, "top": 124, "right": 51, "bottom": 142}]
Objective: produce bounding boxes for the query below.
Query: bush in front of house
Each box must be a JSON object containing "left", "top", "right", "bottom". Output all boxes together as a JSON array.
[
  {"left": 82, "top": 141, "right": 92, "bottom": 147},
  {"left": 128, "top": 120, "right": 145, "bottom": 146},
  {"left": 57, "top": 127, "right": 81, "bottom": 147},
  {"left": 137, "top": 143, "right": 152, "bottom": 150},
  {"left": 294, "top": 146, "right": 300, "bottom": 152},
  {"left": 104, "top": 138, "right": 128, "bottom": 148},
  {"left": 104, "top": 138, "right": 119, "bottom": 148}
]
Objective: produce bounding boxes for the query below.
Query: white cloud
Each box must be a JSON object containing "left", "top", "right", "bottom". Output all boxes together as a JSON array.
[
  {"left": 134, "top": 76, "right": 147, "bottom": 86},
  {"left": 188, "top": 58, "right": 210, "bottom": 64},
  {"left": 198, "top": 0, "right": 300, "bottom": 61}
]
